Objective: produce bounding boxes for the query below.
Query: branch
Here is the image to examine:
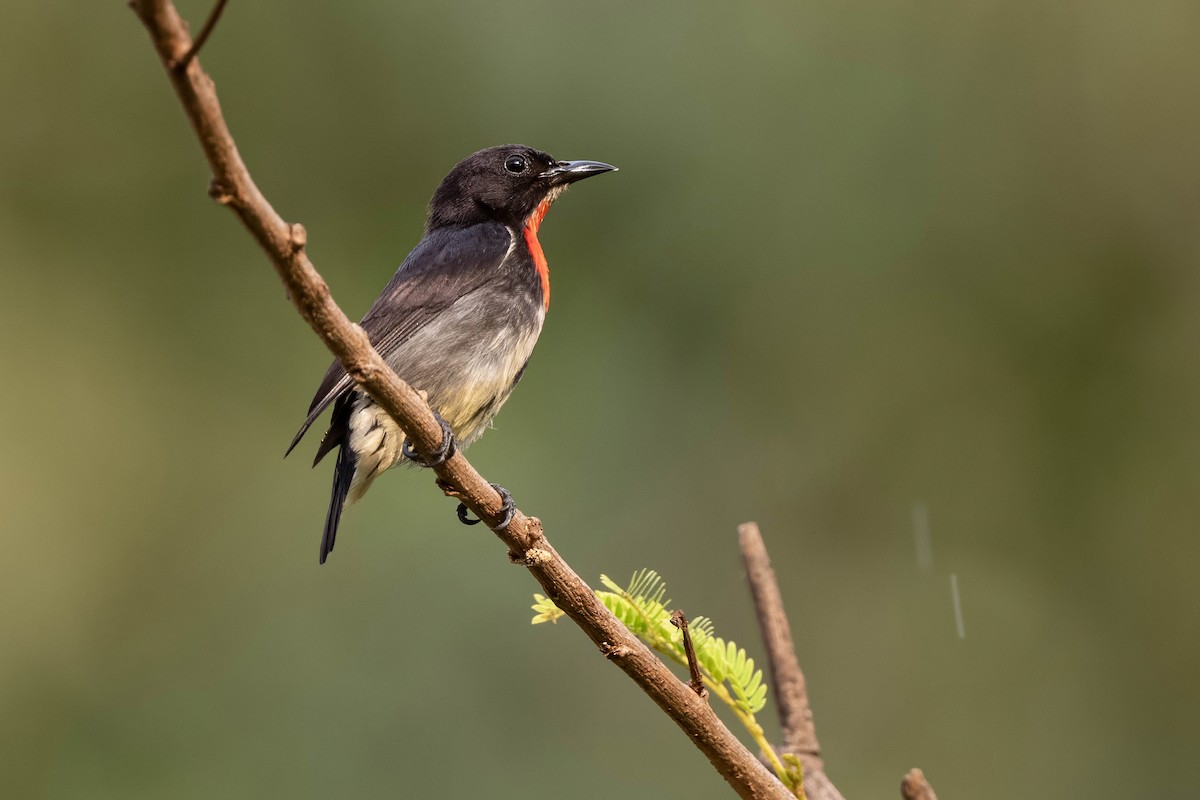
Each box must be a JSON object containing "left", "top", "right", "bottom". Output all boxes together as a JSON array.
[
  {"left": 739, "top": 524, "right": 940, "bottom": 800},
  {"left": 738, "top": 526, "right": 824, "bottom": 759},
  {"left": 670, "top": 610, "right": 708, "bottom": 698},
  {"left": 739, "top": 522, "right": 842, "bottom": 800},
  {"left": 169, "top": 0, "right": 227, "bottom": 71},
  {"left": 129, "top": 2, "right": 789, "bottom": 797}
]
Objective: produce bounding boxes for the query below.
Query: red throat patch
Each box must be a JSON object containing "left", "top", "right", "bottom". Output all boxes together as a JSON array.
[{"left": 523, "top": 197, "right": 553, "bottom": 311}]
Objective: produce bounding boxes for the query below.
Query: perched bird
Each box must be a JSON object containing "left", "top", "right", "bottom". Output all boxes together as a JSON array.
[{"left": 286, "top": 144, "right": 616, "bottom": 563}]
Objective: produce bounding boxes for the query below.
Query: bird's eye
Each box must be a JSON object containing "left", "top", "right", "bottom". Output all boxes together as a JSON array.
[{"left": 504, "top": 155, "right": 528, "bottom": 174}]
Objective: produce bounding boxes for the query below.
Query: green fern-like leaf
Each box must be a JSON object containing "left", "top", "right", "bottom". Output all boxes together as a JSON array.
[
  {"left": 597, "top": 570, "right": 679, "bottom": 646},
  {"left": 747, "top": 683, "right": 768, "bottom": 714},
  {"left": 726, "top": 640, "right": 744, "bottom": 679},
  {"left": 530, "top": 593, "right": 565, "bottom": 625},
  {"left": 723, "top": 644, "right": 767, "bottom": 715},
  {"left": 599, "top": 592, "right": 637, "bottom": 629},
  {"left": 745, "top": 668, "right": 763, "bottom": 701},
  {"left": 689, "top": 615, "right": 716, "bottom": 646},
  {"left": 531, "top": 569, "right": 792, "bottom": 792},
  {"left": 627, "top": 568, "right": 668, "bottom": 607},
  {"left": 598, "top": 573, "right": 624, "bottom": 594}
]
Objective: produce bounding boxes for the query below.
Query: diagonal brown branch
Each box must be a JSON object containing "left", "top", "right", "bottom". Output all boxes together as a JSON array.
[{"left": 129, "top": 2, "right": 789, "bottom": 797}]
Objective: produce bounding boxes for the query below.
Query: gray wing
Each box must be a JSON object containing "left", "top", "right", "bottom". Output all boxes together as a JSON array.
[{"left": 285, "top": 222, "right": 513, "bottom": 456}]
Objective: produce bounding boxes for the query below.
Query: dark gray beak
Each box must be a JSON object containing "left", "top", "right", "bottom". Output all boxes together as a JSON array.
[{"left": 545, "top": 159, "right": 618, "bottom": 184}]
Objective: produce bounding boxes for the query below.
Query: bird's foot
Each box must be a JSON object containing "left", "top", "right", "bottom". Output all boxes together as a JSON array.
[
  {"left": 456, "top": 483, "right": 515, "bottom": 531},
  {"left": 401, "top": 411, "right": 456, "bottom": 468}
]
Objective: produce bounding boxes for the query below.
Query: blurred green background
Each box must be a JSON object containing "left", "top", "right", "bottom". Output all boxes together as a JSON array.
[{"left": 3, "top": 1, "right": 1199, "bottom": 797}]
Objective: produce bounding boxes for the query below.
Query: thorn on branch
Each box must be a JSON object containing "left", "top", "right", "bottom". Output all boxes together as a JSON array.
[
  {"left": 670, "top": 610, "right": 708, "bottom": 698},
  {"left": 170, "top": 0, "right": 229, "bottom": 72},
  {"left": 208, "top": 178, "right": 234, "bottom": 205},
  {"left": 602, "top": 642, "right": 632, "bottom": 660},
  {"left": 346, "top": 360, "right": 381, "bottom": 388},
  {"left": 901, "top": 768, "right": 938, "bottom": 800},
  {"left": 288, "top": 222, "right": 307, "bottom": 253}
]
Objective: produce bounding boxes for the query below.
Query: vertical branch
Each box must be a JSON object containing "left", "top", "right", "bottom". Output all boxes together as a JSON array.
[
  {"left": 739, "top": 523, "right": 940, "bottom": 800},
  {"left": 671, "top": 610, "right": 708, "bottom": 698},
  {"left": 738, "top": 523, "right": 843, "bottom": 800},
  {"left": 738, "top": 523, "right": 823, "bottom": 762}
]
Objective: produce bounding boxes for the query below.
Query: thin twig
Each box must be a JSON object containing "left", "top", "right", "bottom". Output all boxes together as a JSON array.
[
  {"left": 671, "top": 610, "right": 708, "bottom": 698},
  {"left": 170, "top": 0, "right": 228, "bottom": 71},
  {"left": 901, "top": 768, "right": 938, "bottom": 800},
  {"left": 738, "top": 523, "right": 844, "bottom": 800},
  {"left": 740, "top": 524, "right": 942, "bottom": 800},
  {"left": 130, "top": 2, "right": 789, "bottom": 797},
  {"left": 738, "top": 524, "right": 822, "bottom": 761}
]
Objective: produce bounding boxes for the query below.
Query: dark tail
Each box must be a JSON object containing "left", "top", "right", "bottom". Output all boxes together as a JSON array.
[
  {"left": 319, "top": 394, "right": 356, "bottom": 564},
  {"left": 321, "top": 441, "right": 355, "bottom": 564}
]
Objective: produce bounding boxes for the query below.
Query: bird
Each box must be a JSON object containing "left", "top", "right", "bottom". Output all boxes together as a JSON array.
[{"left": 286, "top": 144, "right": 616, "bottom": 563}]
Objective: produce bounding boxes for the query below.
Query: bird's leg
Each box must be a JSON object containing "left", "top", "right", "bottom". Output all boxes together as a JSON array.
[
  {"left": 456, "top": 483, "right": 515, "bottom": 530},
  {"left": 401, "top": 408, "right": 456, "bottom": 467}
]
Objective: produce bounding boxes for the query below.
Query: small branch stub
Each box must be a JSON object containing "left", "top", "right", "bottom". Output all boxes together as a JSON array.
[
  {"left": 208, "top": 178, "right": 234, "bottom": 205},
  {"left": 603, "top": 643, "right": 633, "bottom": 660},
  {"left": 901, "top": 768, "right": 938, "bottom": 800},
  {"left": 289, "top": 222, "right": 307, "bottom": 252},
  {"left": 670, "top": 610, "right": 708, "bottom": 698},
  {"left": 170, "top": 0, "right": 229, "bottom": 71}
]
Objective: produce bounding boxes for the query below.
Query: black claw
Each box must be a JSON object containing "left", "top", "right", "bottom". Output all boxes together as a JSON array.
[
  {"left": 402, "top": 412, "right": 456, "bottom": 468},
  {"left": 491, "top": 484, "right": 516, "bottom": 530},
  {"left": 456, "top": 483, "right": 515, "bottom": 530}
]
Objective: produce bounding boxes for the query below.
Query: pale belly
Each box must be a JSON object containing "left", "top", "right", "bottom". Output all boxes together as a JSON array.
[{"left": 346, "top": 290, "right": 544, "bottom": 501}]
